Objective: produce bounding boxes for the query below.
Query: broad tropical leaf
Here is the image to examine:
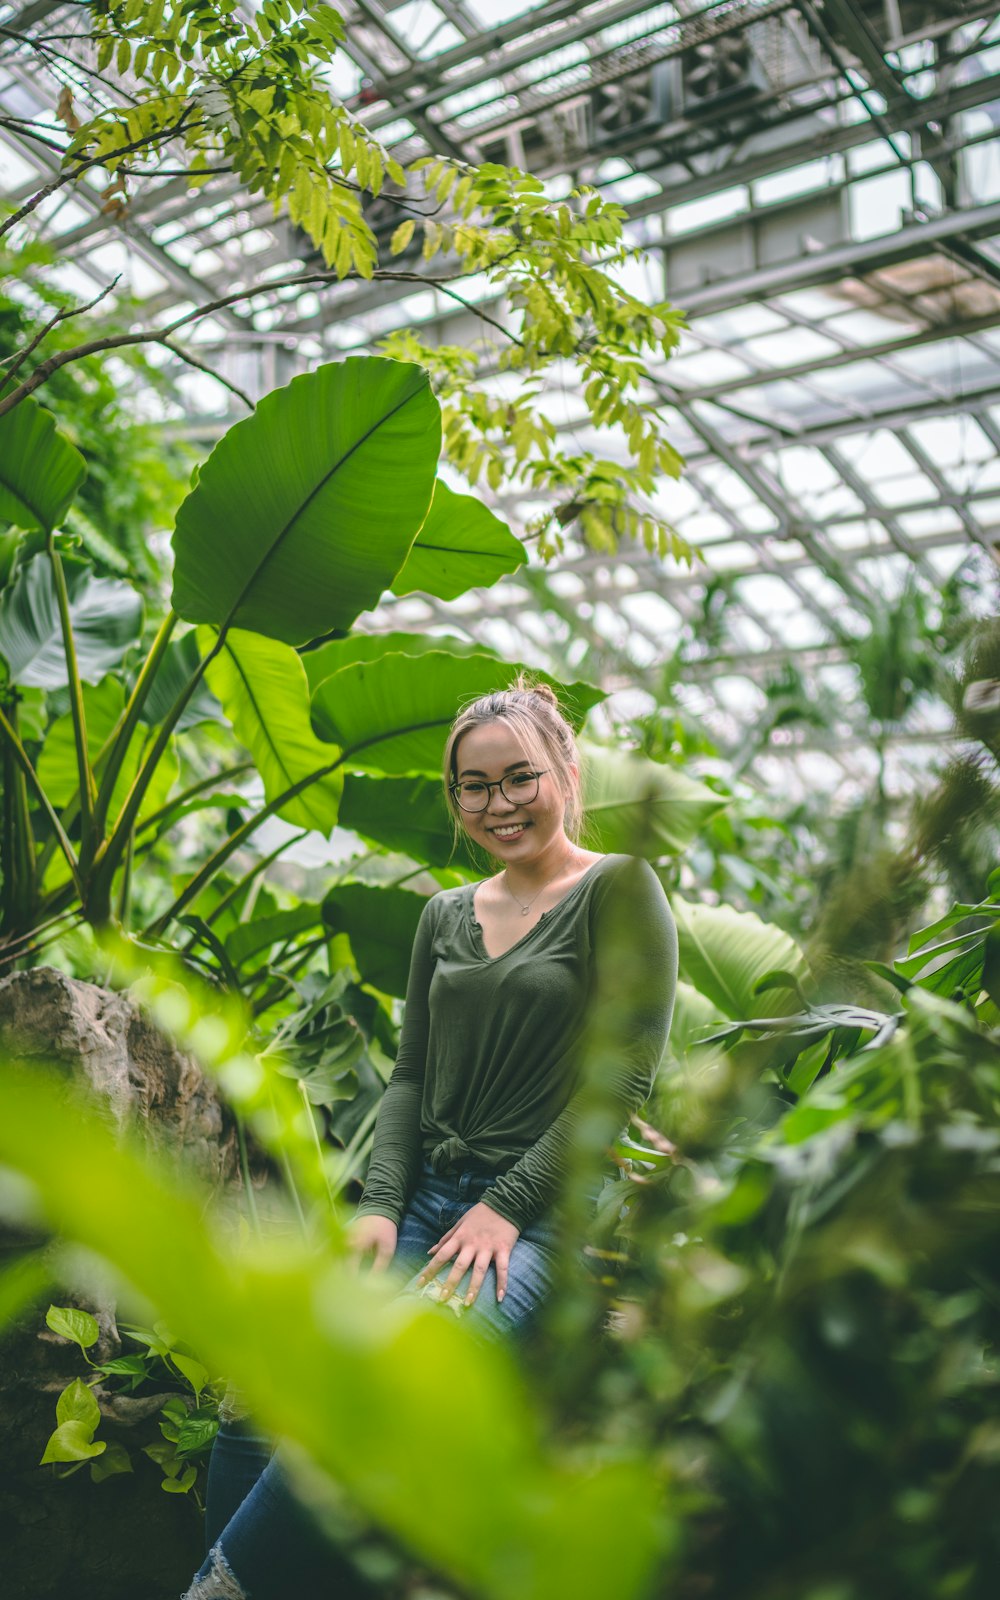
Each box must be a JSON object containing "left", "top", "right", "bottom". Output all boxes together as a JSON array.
[
  {"left": 323, "top": 883, "right": 429, "bottom": 996},
  {"left": 201, "top": 628, "right": 343, "bottom": 834},
  {"left": 580, "top": 744, "right": 728, "bottom": 858},
  {"left": 302, "top": 629, "right": 493, "bottom": 694},
  {"left": 0, "top": 394, "right": 86, "bottom": 533},
  {"left": 311, "top": 650, "right": 604, "bottom": 775},
  {"left": 171, "top": 358, "right": 441, "bottom": 645},
  {"left": 38, "top": 676, "right": 179, "bottom": 821},
  {"left": 0, "top": 554, "right": 143, "bottom": 688},
  {"left": 391, "top": 480, "right": 525, "bottom": 600},
  {"left": 339, "top": 773, "right": 477, "bottom": 873},
  {"left": 671, "top": 896, "right": 809, "bottom": 1020}
]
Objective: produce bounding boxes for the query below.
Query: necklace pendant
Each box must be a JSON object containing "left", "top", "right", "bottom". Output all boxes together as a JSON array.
[{"left": 521, "top": 906, "right": 531, "bottom": 916}]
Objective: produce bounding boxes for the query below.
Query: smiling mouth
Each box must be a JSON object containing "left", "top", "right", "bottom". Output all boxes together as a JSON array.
[{"left": 490, "top": 823, "right": 529, "bottom": 840}]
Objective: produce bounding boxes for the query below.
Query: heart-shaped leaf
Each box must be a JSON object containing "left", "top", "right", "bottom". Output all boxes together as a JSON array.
[{"left": 171, "top": 357, "right": 441, "bottom": 645}]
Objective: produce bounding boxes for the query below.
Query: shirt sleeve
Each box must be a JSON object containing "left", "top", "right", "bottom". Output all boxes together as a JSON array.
[
  {"left": 480, "top": 858, "right": 678, "bottom": 1231},
  {"left": 354, "top": 895, "right": 436, "bottom": 1226}
]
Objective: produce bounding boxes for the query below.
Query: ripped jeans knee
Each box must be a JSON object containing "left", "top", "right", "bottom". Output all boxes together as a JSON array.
[{"left": 182, "top": 1542, "right": 247, "bottom": 1599}]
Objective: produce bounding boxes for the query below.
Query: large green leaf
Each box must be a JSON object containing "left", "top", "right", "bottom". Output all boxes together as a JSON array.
[
  {"left": 339, "top": 773, "right": 477, "bottom": 872},
  {"left": 323, "top": 883, "right": 429, "bottom": 996},
  {"left": 671, "top": 896, "right": 809, "bottom": 1021},
  {"left": 0, "top": 554, "right": 143, "bottom": 688},
  {"left": 201, "top": 628, "right": 343, "bottom": 834},
  {"left": 311, "top": 650, "right": 604, "bottom": 776},
  {"left": 0, "top": 394, "right": 86, "bottom": 533},
  {"left": 38, "top": 676, "right": 179, "bottom": 820},
  {"left": 171, "top": 358, "right": 441, "bottom": 646},
  {"left": 301, "top": 629, "right": 493, "bottom": 694},
  {"left": 580, "top": 744, "right": 728, "bottom": 858},
  {"left": 390, "top": 480, "right": 525, "bottom": 600}
]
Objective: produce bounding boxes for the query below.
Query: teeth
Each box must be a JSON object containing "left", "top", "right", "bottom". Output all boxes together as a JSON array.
[{"left": 493, "top": 825, "right": 525, "bottom": 838}]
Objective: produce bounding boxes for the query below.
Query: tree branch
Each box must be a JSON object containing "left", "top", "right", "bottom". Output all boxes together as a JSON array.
[
  {"left": 0, "top": 279, "right": 120, "bottom": 394},
  {"left": 0, "top": 111, "right": 198, "bottom": 242},
  {"left": 0, "top": 263, "right": 519, "bottom": 418},
  {"left": 155, "top": 336, "right": 255, "bottom": 410}
]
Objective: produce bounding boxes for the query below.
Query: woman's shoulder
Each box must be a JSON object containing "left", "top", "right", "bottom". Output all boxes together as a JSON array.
[{"left": 589, "top": 853, "right": 671, "bottom": 907}]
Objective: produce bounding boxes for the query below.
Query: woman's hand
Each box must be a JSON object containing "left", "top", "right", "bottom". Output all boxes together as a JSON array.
[
  {"left": 417, "top": 1202, "right": 520, "bottom": 1307},
  {"left": 346, "top": 1214, "right": 397, "bottom": 1273}
]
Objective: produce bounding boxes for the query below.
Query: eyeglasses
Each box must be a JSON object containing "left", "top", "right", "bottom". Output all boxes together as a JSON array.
[{"left": 450, "top": 769, "right": 550, "bottom": 812}]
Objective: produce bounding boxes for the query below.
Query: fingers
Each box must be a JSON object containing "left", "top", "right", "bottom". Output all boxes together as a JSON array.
[
  {"left": 463, "top": 1250, "right": 494, "bottom": 1308},
  {"left": 439, "top": 1246, "right": 476, "bottom": 1302},
  {"left": 494, "top": 1250, "right": 509, "bottom": 1304},
  {"left": 416, "top": 1238, "right": 456, "bottom": 1289}
]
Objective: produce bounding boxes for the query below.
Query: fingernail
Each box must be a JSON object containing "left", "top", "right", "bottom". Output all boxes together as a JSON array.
[{"left": 497, "top": 1291, "right": 504, "bottom": 1302}]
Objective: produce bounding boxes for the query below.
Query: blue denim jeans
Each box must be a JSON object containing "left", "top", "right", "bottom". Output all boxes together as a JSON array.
[{"left": 183, "top": 1164, "right": 571, "bottom": 1598}]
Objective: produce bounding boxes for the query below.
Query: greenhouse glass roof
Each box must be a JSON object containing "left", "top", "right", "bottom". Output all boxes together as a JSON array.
[{"left": 2, "top": 0, "right": 999, "bottom": 803}]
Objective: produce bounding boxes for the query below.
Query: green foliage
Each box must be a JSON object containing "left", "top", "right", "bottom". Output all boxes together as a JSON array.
[
  {"left": 3, "top": 3, "right": 692, "bottom": 568},
  {"left": 0, "top": 1061, "right": 663, "bottom": 1600},
  {"left": 201, "top": 628, "right": 343, "bottom": 832},
  {"left": 0, "top": 394, "right": 87, "bottom": 534},
  {"left": 579, "top": 743, "right": 728, "bottom": 858},
  {"left": 0, "top": 553, "right": 142, "bottom": 689},
  {"left": 171, "top": 358, "right": 442, "bottom": 644},
  {"left": 322, "top": 883, "right": 428, "bottom": 997},
  {"left": 390, "top": 480, "right": 526, "bottom": 601},
  {"left": 41, "top": 1305, "right": 220, "bottom": 1494},
  {"left": 311, "top": 649, "right": 603, "bottom": 771}
]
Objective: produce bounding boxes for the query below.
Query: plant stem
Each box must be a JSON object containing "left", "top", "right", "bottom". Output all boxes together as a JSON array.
[
  {"left": 48, "top": 539, "right": 95, "bottom": 852},
  {"left": 136, "top": 761, "right": 254, "bottom": 838},
  {"left": 116, "top": 829, "right": 134, "bottom": 926},
  {"left": 92, "top": 626, "right": 226, "bottom": 914},
  {"left": 0, "top": 704, "right": 83, "bottom": 898},
  {"left": 145, "top": 717, "right": 447, "bottom": 938},
  {"left": 92, "top": 610, "right": 179, "bottom": 842}
]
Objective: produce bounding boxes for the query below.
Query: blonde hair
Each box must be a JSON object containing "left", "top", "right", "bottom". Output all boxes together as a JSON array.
[{"left": 443, "top": 676, "right": 582, "bottom": 839}]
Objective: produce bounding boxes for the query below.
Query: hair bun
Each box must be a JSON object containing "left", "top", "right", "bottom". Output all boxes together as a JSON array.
[{"left": 511, "top": 671, "right": 558, "bottom": 708}]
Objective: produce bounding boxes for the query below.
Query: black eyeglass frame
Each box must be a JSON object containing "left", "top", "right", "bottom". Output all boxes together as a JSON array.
[{"left": 448, "top": 769, "right": 551, "bottom": 812}]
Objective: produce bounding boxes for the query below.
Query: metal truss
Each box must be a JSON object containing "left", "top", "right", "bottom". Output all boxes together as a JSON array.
[{"left": 2, "top": 0, "right": 999, "bottom": 801}]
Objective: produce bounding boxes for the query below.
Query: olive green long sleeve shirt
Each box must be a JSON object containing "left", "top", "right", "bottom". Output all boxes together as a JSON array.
[{"left": 355, "top": 854, "right": 677, "bottom": 1231}]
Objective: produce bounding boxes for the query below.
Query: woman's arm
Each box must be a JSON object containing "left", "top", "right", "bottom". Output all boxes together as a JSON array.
[
  {"left": 352, "top": 896, "right": 437, "bottom": 1227},
  {"left": 481, "top": 858, "right": 678, "bottom": 1230}
]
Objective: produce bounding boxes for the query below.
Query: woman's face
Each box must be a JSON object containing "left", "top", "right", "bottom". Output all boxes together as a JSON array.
[{"left": 451, "top": 721, "right": 574, "bottom": 866}]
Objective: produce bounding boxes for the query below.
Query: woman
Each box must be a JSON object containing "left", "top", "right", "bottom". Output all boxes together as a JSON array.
[{"left": 185, "top": 680, "right": 677, "bottom": 1599}]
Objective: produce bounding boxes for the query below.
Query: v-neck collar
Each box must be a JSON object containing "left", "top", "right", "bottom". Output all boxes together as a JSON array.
[{"left": 466, "top": 857, "right": 609, "bottom": 962}]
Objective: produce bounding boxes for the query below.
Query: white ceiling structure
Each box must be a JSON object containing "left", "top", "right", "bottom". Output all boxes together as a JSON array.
[{"left": 2, "top": 0, "right": 999, "bottom": 803}]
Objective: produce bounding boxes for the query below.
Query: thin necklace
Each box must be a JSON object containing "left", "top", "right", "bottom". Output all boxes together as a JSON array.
[{"left": 503, "top": 848, "right": 578, "bottom": 917}]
